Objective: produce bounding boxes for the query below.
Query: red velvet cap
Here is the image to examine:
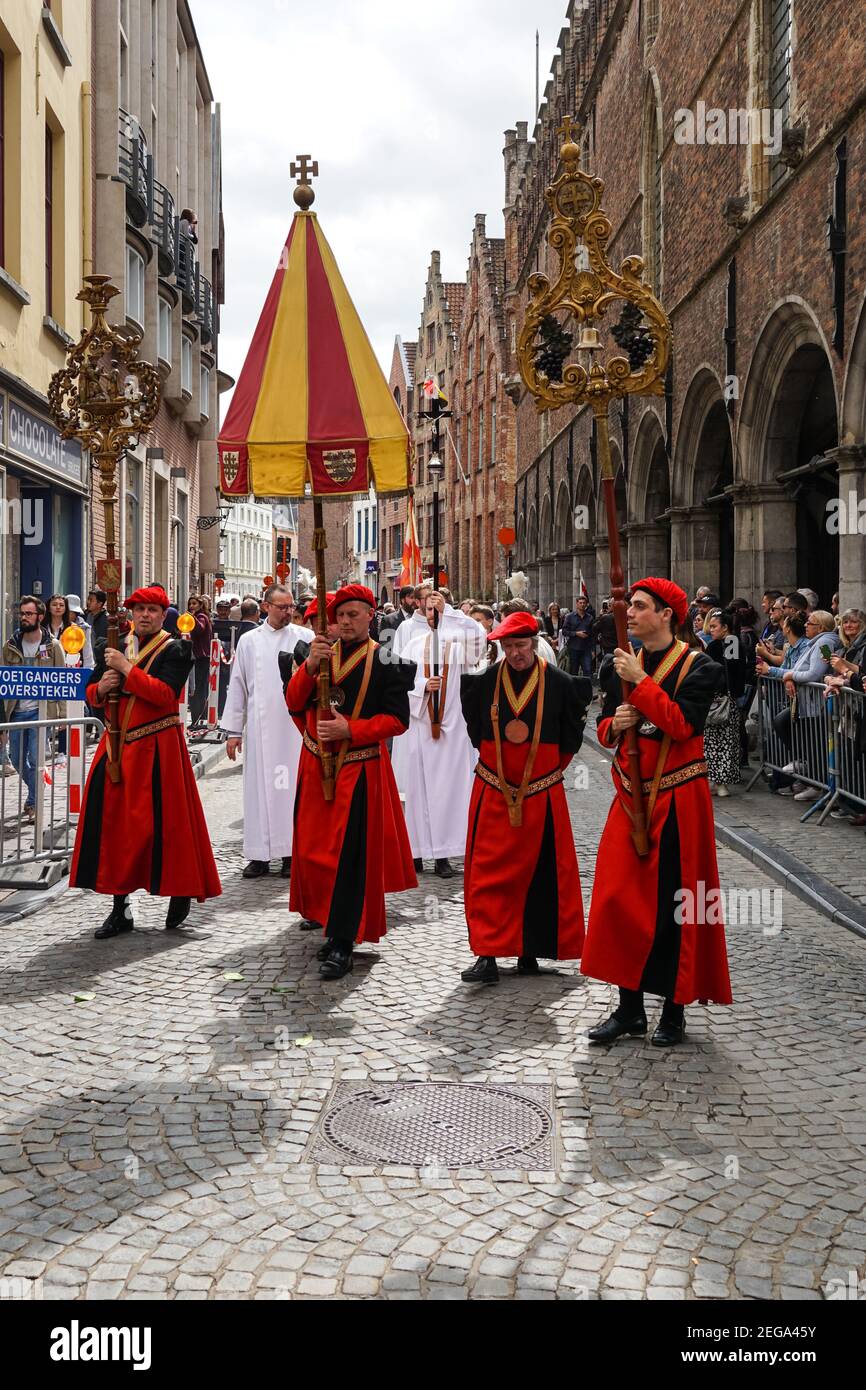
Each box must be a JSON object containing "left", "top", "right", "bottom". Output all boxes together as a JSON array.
[
  {"left": 488, "top": 611, "right": 541, "bottom": 641},
  {"left": 305, "top": 593, "right": 336, "bottom": 621},
  {"left": 330, "top": 584, "right": 376, "bottom": 617},
  {"left": 630, "top": 577, "right": 689, "bottom": 625},
  {"left": 126, "top": 585, "right": 170, "bottom": 610}
]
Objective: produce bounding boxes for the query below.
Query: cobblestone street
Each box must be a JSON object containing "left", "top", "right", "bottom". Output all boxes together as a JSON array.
[{"left": 1, "top": 746, "right": 865, "bottom": 1302}]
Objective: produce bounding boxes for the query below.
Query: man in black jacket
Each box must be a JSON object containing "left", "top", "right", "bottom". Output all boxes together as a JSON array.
[{"left": 379, "top": 585, "right": 419, "bottom": 634}]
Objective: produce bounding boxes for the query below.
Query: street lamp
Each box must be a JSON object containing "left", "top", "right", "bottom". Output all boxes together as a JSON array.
[{"left": 48, "top": 275, "right": 161, "bottom": 783}]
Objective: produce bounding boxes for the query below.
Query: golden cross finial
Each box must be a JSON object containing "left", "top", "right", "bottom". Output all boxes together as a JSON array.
[
  {"left": 291, "top": 154, "right": 318, "bottom": 210},
  {"left": 291, "top": 154, "right": 318, "bottom": 185}
]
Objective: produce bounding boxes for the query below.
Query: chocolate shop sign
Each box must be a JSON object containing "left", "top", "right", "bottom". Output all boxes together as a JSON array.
[{"left": 5, "top": 400, "right": 85, "bottom": 485}]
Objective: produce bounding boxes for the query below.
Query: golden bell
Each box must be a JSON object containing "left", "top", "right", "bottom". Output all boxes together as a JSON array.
[
  {"left": 177, "top": 612, "right": 196, "bottom": 635},
  {"left": 578, "top": 324, "right": 601, "bottom": 351},
  {"left": 60, "top": 624, "right": 86, "bottom": 655}
]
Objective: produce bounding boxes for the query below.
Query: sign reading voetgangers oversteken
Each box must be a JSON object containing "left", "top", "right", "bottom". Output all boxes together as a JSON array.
[{"left": 0, "top": 668, "right": 93, "bottom": 702}]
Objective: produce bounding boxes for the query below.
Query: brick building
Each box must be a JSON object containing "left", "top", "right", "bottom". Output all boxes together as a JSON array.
[
  {"left": 449, "top": 214, "right": 514, "bottom": 602},
  {"left": 410, "top": 252, "right": 465, "bottom": 588},
  {"left": 377, "top": 334, "right": 415, "bottom": 602},
  {"left": 507, "top": 0, "right": 866, "bottom": 612},
  {"left": 91, "top": 0, "right": 226, "bottom": 606}
]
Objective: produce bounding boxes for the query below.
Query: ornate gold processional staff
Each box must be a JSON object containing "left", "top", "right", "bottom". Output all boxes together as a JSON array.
[
  {"left": 49, "top": 276, "right": 162, "bottom": 783},
  {"left": 517, "top": 119, "right": 673, "bottom": 857}
]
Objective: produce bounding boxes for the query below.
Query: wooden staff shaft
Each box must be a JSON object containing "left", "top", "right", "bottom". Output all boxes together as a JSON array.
[
  {"left": 313, "top": 499, "right": 335, "bottom": 801},
  {"left": 596, "top": 411, "right": 649, "bottom": 858},
  {"left": 99, "top": 452, "right": 122, "bottom": 785}
]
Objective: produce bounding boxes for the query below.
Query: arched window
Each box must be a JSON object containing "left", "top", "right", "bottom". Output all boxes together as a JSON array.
[{"left": 641, "top": 78, "right": 663, "bottom": 293}]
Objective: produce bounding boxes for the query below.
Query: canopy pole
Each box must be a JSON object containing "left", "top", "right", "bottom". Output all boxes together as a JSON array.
[
  {"left": 597, "top": 409, "right": 648, "bottom": 857},
  {"left": 313, "top": 500, "right": 336, "bottom": 802}
]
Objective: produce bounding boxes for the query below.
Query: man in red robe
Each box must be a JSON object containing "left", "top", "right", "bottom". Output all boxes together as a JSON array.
[
  {"left": 71, "top": 586, "right": 222, "bottom": 938},
  {"left": 458, "top": 611, "right": 592, "bottom": 984},
  {"left": 582, "top": 578, "right": 732, "bottom": 1045},
  {"left": 284, "top": 584, "right": 416, "bottom": 980}
]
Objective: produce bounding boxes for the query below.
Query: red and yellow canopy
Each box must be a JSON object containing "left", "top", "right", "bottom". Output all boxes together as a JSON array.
[{"left": 219, "top": 212, "right": 409, "bottom": 498}]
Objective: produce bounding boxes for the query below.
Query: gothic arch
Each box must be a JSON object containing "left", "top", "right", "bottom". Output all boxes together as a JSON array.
[
  {"left": 628, "top": 407, "right": 668, "bottom": 522},
  {"left": 554, "top": 480, "right": 573, "bottom": 551},
  {"left": 842, "top": 285, "right": 866, "bottom": 443},
  {"left": 673, "top": 366, "right": 727, "bottom": 506},
  {"left": 539, "top": 492, "right": 553, "bottom": 559},
  {"left": 737, "top": 297, "right": 838, "bottom": 486}
]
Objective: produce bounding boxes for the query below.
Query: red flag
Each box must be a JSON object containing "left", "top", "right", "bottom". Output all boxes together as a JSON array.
[{"left": 399, "top": 495, "right": 422, "bottom": 587}]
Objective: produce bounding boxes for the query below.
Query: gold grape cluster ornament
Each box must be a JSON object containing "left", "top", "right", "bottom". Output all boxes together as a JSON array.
[{"left": 517, "top": 118, "right": 672, "bottom": 418}]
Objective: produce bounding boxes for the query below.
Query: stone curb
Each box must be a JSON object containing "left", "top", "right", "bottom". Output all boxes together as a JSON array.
[{"left": 582, "top": 726, "right": 866, "bottom": 944}]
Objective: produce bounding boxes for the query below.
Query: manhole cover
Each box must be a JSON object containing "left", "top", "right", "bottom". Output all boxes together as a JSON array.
[{"left": 309, "top": 1081, "right": 555, "bottom": 1170}]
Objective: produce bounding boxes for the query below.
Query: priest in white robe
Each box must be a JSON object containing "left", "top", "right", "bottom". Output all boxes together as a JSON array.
[
  {"left": 391, "top": 593, "right": 486, "bottom": 879},
  {"left": 222, "top": 585, "right": 309, "bottom": 879}
]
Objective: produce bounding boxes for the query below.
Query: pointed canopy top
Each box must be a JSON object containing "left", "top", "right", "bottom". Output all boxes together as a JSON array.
[{"left": 219, "top": 176, "right": 409, "bottom": 499}]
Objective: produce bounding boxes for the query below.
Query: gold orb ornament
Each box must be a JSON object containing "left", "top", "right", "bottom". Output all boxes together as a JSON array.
[
  {"left": 60, "top": 625, "right": 87, "bottom": 656},
  {"left": 177, "top": 612, "right": 196, "bottom": 635}
]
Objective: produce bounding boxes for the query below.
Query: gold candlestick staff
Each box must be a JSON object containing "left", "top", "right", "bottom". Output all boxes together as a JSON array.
[
  {"left": 49, "top": 275, "right": 161, "bottom": 783},
  {"left": 517, "top": 118, "right": 673, "bottom": 857}
]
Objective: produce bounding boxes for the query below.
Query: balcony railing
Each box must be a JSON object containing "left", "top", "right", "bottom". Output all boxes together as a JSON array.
[
  {"left": 176, "top": 229, "right": 198, "bottom": 310},
  {"left": 150, "top": 179, "right": 177, "bottom": 276},
  {"left": 198, "top": 272, "right": 215, "bottom": 346},
  {"left": 118, "top": 109, "right": 152, "bottom": 226}
]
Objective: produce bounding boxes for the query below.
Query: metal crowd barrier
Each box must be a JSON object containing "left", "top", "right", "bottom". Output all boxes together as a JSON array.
[
  {"left": 0, "top": 707, "right": 103, "bottom": 887},
  {"left": 747, "top": 676, "right": 866, "bottom": 824}
]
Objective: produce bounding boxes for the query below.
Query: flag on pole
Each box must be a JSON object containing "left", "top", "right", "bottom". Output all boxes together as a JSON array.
[
  {"left": 422, "top": 377, "right": 448, "bottom": 405},
  {"left": 579, "top": 569, "right": 589, "bottom": 601},
  {"left": 399, "top": 494, "right": 423, "bottom": 587}
]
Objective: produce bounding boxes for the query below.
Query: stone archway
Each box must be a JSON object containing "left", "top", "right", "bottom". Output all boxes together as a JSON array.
[
  {"left": 594, "top": 446, "right": 627, "bottom": 606},
  {"left": 573, "top": 464, "right": 595, "bottom": 609},
  {"left": 736, "top": 300, "right": 840, "bottom": 603},
  {"left": 628, "top": 409, "right": 671, "bottom": 577},
  {"left": 671, "top": 368, "right": 734, "bottom": 600},
  {"left": 538, "top": 492, "right": 554, "bottom": 606},
  {"left": 553, "top": 481, "right": 573, "bottom": 607}
]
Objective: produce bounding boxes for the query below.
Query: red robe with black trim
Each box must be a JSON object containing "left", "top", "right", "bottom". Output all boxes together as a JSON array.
[
  {"left": 285, "top": 639, "right": 417, "bottom": 945},
  {"left": 460, "top": 659, "right": 592, "bottom": 959},
  {"left": 581, "top": 640, "right": 732, "bottom": 1005},
  {"left": 70, "top": 635, "right": 222, "bottom": 900}
]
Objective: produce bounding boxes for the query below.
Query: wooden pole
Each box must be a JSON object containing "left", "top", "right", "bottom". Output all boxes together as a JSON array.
[
  {"left": 596, "top": 411, "right": 649, "bottom": 857},
  {"left": 97, "top": 451, "right": 122, "bottom": 784},
  {"left": 312, "top": 499, "right": 335, "bottom": 801}
]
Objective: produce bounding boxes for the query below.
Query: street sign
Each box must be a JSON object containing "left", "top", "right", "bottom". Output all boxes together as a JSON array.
[
  {"left": 0, "top": 667, "right": 93, "bottom": 703},
  {"left": 365, "top": 561, "right": 378, "bottom": 574},
  {"left": 498, "top": 526, "right": 516, "bottom": 548}
]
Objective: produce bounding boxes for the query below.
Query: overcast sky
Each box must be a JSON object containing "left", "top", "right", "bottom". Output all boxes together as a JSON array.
[{"left": 192, "top": 0, "right": 571, "bottom": 412}]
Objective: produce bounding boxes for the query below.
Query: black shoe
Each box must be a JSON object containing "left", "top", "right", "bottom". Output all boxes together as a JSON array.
[
  {"left": 165, "top": 897, "right": 191, "bottom": 930},
  {"left": 242, "top": 860, "right": 270, "bottom": 879},
  {"left": 94, "top": 898, "right": 134, "bottom": 940},
  {"left": 651, "top": 1010, "right": 686, "bottom": 1047},
  {"left": 517, "top": 956, "right": 539, "bottom": 975},
  {"left": 434, "top": 858, "right": 455, "bottom": 879},
  {"left": 587, "top": 1011, "right": 648, "bottom": 1044},
  {"left": 413, "top": 858, "right": 424, "bottom": 874},
  {"left": 316, "top": 941, "right": 333, "bottom": 962},
  {"left": 460, "top": 956, "right": 499, "bottom": 985},
  {"left": 281, "top": 857, "right": 292, "bottom": 879},
  {"left": 299, "top": 919, "right": 322, "bottom": 933},
  {"left": 319, "top": 945, "right": 353, "bottom": 981}
]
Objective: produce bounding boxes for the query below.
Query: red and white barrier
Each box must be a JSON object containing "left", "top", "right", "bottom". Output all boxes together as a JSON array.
[
  {"left": 67, "top": 702, "right": 86, "bottom": 821},
  {"left": 178, "top": 679, "right": 190, "bottom": 729},
  {"left": 207, "top": 638, "right": 221, "bottom": 730}
]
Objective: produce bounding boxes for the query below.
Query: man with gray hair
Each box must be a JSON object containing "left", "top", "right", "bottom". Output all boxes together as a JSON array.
[{"left": 222, "top": 584, "right": 309, "bottom": 879}]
